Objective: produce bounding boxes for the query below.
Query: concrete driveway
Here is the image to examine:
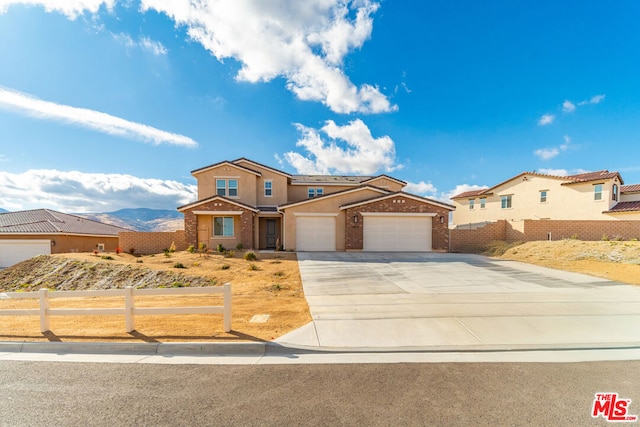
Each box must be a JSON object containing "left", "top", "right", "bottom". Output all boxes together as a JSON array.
[{"left": 275, "top": 252, "right": 640, "bottom": 350}]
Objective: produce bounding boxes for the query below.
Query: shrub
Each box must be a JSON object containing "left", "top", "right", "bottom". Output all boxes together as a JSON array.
[
  {"left": 631, "top": 238, "right": 639, "bottom": 242},
  {"left": 601, "top": 233, "right": 610, "bottom": 241},
  {"left": 217, "top": 243, "right": 226, "bottom": 253},
  {"left": 187, "top": 244, "right": 196, "bottom": 254},
  {"left": 193, "top": 261, "right": 201, "bottom": 267},
  {"left": 128, "top": 248, "right": 135, "bottom": 255},
  {"left": 244, "top": 251, "right": 257, "bottom": 261},
  {"left": 248, "top": 263, "right": 260, "bottom": 271},
  {"left": 136, "top": 259, "right": 143, "bottom": 264},
  {"left": 224, "top": 250, "right": 235, "bottom": 258},
  {"left": 171, "top": 282, "right": 185, "bottom": 288},
  {"left": 173, "top": 262, "right": 186, "bottom": 269},
  {"left": 101, "top": 255, "right": 114, "bottom": 260},
  {"left": 221, "top": 264, "right": 230, "bottom": 270},
  {"left": 164, "top": 249, "right": 172, "bottom": 258},
  {"left": 236, "top": 243, "right": 244, "bottom": 250},
  {"left": 169, "top": 241, "right": 177, "bottom": 253}
]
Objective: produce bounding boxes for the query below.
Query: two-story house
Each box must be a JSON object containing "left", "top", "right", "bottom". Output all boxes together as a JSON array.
[
  {"left": 178, "top": 158, "right": 454, "bottom": 252},
  {"left": 451, "top": 170, "right": 640, "bottom": 227}
]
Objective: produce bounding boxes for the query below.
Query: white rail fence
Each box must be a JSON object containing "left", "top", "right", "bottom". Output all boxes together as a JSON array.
[{"left": 0, "top": 284, "right": 231, "bottom": 333}]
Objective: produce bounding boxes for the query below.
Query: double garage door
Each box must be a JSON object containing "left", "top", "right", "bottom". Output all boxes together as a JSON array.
[
  {"left": 295, "top": 215, "right": 432, "bottom": 252},
  {"left": 0, "top": 240, "right": 51, "bottom": 268}
]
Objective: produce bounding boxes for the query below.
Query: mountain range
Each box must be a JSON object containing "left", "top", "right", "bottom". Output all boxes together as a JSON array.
[{"left": 80, "top": 208, "right": 184, "bottom": 232}]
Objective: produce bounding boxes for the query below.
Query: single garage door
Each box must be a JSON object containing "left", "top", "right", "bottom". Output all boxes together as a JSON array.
[
  {"left": 0, "top": 239, "right": 51, "bottom": 268},
  {"left": 364, "top": 215, "right": 432, "bottom": 252},
  {"left": 296, "top": 216, "right": 336, "bottom": 251}
]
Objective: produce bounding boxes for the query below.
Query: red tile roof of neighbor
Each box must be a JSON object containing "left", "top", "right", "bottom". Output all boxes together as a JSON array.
[
  {"left": 562, "top": 170, "right": 623, "bottom": 184},
  {"left": 622, "top": 184, "right": 640, "bottom": 193},
  {"left": 452, "top": 189, "right": 487, "bottom": 199},
  {"left": 606, "top": 201, "right": 640, "bottom": 213},
  {"left": 0, "top": 209, "right": 131, "bottom": 235}
]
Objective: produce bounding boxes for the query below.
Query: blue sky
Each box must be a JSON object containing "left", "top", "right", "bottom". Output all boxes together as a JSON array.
[{"left": 1, "top": 0, "right": 639, "bottom": 213}]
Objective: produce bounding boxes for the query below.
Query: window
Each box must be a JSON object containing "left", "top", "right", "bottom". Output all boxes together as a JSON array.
[
  {"left": 612, "top": 184, "right": 618, "bottom": 201},
  {"left": 216, "top": 179, "right": 226, "bottom": 196},
  {"left": 594, "top": 184, "right": 603, "bottom": 201},
  {"left": 213, "top": 217, "right": 234, "bottom": 237},
  {"left": 540, "top": 190, "right": 548, "bottom": 203},
  {"left": 501, "top": 195, "right": 512, "bottom": 209},
  {"left": 216, "top": 179, "right": 238, "bottom": 197},
  {"left": 308, "top": 187, "right": 324, "bottom": 198},
  {"left": 264, "top": 180, "right": 272, "bottom": 197},
  {"left": 469, "top": 199, "right": 475, "bottom": 210},
  {"left": 480, "top": 198, "right": 486, "bottom": 209}
]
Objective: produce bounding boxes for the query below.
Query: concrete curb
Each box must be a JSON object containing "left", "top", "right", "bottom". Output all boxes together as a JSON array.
[{"left": 2, "top": 340, "right": 640, "bottom": 357}]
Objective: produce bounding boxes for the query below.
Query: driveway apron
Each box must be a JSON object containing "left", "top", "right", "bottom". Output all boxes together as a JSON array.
[{"left": 275, "top": 252, "right": 640, "bottom": 350}]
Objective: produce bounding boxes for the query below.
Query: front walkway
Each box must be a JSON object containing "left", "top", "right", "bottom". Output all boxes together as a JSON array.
[{"left": 276, "top": 252, "right": 640, "bottom": 350}]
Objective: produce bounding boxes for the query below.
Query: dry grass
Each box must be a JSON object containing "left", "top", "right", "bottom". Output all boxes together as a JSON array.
[
  {"left": 496, "top": 240, "right": 640, "bottom": 285},
  {"left": 0, "top": 250, "right": 311, "bottom": 343}
]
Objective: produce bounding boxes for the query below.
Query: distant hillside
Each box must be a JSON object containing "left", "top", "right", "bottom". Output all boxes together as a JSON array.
[
  {"left": 0, "top": 208, "right": 8, "bottom": 213},
  {"left": 80, "top": 208, "right": 183, "bottom": 232}
]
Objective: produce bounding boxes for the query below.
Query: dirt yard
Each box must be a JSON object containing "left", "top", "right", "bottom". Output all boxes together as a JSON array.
[
  {"left": 0, "top": 250, "right": 311, "bottom": 343},
  {"left": 492, "top": 240, "right": 640, "bottom": 285},
  {"left": 1, "top": 240, "right": 638, "bottom": 343}
]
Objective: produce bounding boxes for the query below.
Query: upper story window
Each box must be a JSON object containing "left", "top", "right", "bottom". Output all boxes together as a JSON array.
[
  {"left": 540, "top": 190, "right": 548, "bottom": 203},
  {"left": 264, "top": 180, "right": 273, "bottom": 197},
  {"left": 216, "top": 179, "right": 238, "bottom": 197},
  {"left": 308, "top": 187, "right": 324, "bottom": 198},
  {"left": 612, "top": 184, "right": 618, "bottom": 201},
  {"left": 501, "top": 195, "right": 512, "bottom": 209},
  {"left": 480, "top": 198, "right": 486, "bottom": 209},
  {"left": 469, "top": 199, "right": 475, "bottom": 210},
  {"left": 594, "top": 183, "right": 603, "bottom": 201}
]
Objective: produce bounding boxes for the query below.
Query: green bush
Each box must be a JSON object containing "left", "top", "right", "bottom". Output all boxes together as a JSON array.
[
  {"left": 187, "top": 244, "right": 196, "bottom": 254},
  {"left": 101, "top": 255, "right": 114, "bottom": 260},
  {"left": 236, "top": 243, "right": 244, "bottom": 250},
  {"left": 224, "top": 250, "right": 235, "bottom": 258},
  {"left": 244, "top": 251, "right": 257, "bottom": 261},
  {"left": 221, "top": 264, "right": 230, "bottom": 270},
  {"left": 173, "top": 262, "right": 186, "bottom": 269},
  {"left": 248, "top": 263, "right": 261, "bottom": 271},
  {"left": 217, "top": 244, "right": 225, "bottom": 253}
]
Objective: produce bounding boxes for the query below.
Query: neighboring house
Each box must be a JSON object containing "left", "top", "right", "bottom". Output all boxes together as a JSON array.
[
  {"left": 451, "top": 170, "right": 640, "bottom": 227},
  {"left": 0, "top": 209, "right": 130, "bottom": 268},
  {"left": 178, "top": 158, "right": 454, "bottom": 252}
]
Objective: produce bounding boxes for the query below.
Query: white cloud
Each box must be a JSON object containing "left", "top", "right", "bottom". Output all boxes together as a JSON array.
[
  {"left": 139, "top": 0, "right": 395, "bottom": 114},
  {"left": 579, "top": 94, "right": 606, "bottom": 106},
  {"left": 534, "top": 135, "right": 572, "bottom": 160},
  {"left": 444, "top": 184, "right": 488, "bottom": 202},
  {"left": 534, "top": 147, "right": 560, "bottom": 160},
  {"left": 112, "top": 33, "right": 168, "bottom": 56},
  {"left": 537, "top": 114, "right": 555, "bottom": 126},
  {"left": 284, "top": 119, "right": 399, "bottom": 175},
  {"left": 0, "top": 87, "right": 197, "bottom": 147},
  {"left": 537, "top": 168, "right": 568, "bottom": 176},
  {"left": 1, "top": 1, "right": 395, "bottom": 114},
  {"left": 404, "top": 181, "right": 437, "bottom": 196},
  {"left": 0, "top": 0, "right": 115, "bottom": 19},
  {"left": 0, "top": 169, "right": 197, "bottom": 212},
  {"left": 562, "top": 100, "right": 576, "bottom": 113}
]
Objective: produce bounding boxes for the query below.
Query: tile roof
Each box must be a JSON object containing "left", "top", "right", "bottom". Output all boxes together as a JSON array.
[
  {"left": 291, "top": 175, "right": 374, "bottom": 185},
  {"left": 622, "top": 184, "right": 640, "bottom": 193},
  {"left": 562, "top": 170, "right": 623, "bottom": 185},
  {"left": 451, "top": 189, "right": 488, "bottom": 199},
  {"left": 0, "top": 209, "right": 130, "bottom": 235},
  {"left": 606, "top": 201, "right": 640, "bottom": 213}
]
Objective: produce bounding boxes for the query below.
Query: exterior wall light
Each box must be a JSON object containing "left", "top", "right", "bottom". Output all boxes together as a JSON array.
[{"left": 354, "top": 215, "right": 358, "bottom": 223}]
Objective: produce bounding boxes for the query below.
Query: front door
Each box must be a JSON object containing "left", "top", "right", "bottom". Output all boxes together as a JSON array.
[{"left": 266, "top": 219, "right": 277, "bottom": 249}]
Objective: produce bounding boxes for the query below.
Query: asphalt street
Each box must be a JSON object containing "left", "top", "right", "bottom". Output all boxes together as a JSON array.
[{"left": 0, "top": 360, "right": 638, "bottom": 426}]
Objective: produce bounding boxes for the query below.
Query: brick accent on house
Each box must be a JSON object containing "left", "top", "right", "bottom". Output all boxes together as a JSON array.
[
  {"left": 118, "top": 231, "right": 187, "bottom": 255},
  {"left": 450, "top": 219, "right": 640, "bottom": 252},
  {"left": 182, "top": 200, "right": 255, "bottom": 250},
  {"left": 344, "top": 196, "right": 450, "bottom": 251}
]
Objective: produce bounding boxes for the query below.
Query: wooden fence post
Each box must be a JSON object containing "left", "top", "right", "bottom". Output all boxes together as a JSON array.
[
  {"left": 223, "top": 283, "right": 232, "bottom": 332},
  {"left": 125, "top": 286, "right": 135, "bottom": 332},
  {"left": 39, "top": 289, "right": 50, "bottom": 333}
]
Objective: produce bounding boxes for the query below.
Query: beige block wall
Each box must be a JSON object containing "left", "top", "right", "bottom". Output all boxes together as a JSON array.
[
  {"left": 118, "top": 231, "right": 187, "bottom": 255},
  {"left": 282, "top": 188, "right": 386, "bottom": 251}
]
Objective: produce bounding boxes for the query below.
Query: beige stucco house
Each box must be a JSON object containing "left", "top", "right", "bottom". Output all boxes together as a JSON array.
[
  {"left": 178, "top": 158, "right": 454, "bottom": 252},
  {"left": 451, "top": 170, "right": 640, "bottom": 227}
]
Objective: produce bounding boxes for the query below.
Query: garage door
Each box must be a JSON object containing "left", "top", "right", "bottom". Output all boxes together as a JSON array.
[
  {"left": 363, "top": 216, "right": 432, "bottom": 252},
  {"left": 0, "top": 240, "right": 51, "bottom": 268},
  {"left": 296, "top": 216, "right": 336, "bottom": 251}
]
